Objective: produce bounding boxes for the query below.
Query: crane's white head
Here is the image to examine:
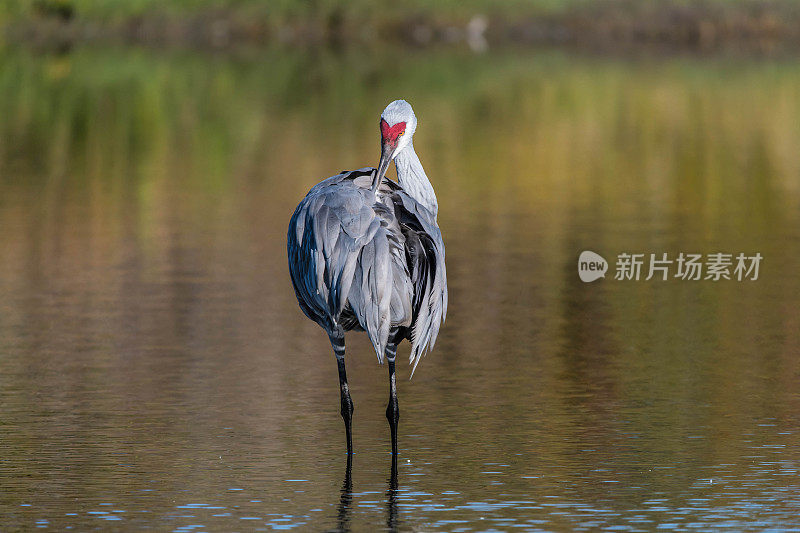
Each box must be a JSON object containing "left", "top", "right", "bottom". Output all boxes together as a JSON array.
[{"left": 375, "top": 99, "right": 417, "bottom": 183}]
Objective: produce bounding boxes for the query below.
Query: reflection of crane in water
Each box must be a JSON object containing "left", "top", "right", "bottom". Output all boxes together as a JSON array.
[
  {"left": 287, "top": 100, "right": 447, "bottom": 462},
  {"left": 335, "top": 461, "right": 399, "bottom": 533}
]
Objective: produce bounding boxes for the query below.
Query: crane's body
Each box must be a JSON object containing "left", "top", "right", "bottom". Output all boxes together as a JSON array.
[
  {"left": 287, "top": 100, "right": 447, "bottom": 461},
  {"left": 288, "top": 168, "right": 446, "bottom": 369}
]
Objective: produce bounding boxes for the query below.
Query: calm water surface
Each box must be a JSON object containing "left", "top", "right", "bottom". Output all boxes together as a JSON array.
[{"left": 1, "top": 46, "right": 800, "bottom": 531}]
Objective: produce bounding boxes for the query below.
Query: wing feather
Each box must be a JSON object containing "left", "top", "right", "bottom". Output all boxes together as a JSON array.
[
  {"left": 287, "top": 170, "right": 408, "bottom": 361},
  {"left": 393, "top": 191, "right": 448, "bottom": 376}
]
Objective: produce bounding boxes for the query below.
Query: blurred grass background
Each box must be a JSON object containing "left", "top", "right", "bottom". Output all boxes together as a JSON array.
[{"left": 4, "top": 0, "right": 800, "bottom": 49}]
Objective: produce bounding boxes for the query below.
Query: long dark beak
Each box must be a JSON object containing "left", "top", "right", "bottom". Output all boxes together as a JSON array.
[{"left": 371, "top": 141, "right": 394, "bottom": 194}]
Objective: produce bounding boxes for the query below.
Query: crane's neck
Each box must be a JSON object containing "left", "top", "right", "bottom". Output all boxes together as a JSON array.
[{"left": 394, "top": 142, "right": 438, "bottom": 217}]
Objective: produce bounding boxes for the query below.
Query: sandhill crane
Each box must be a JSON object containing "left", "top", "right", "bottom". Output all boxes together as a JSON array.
[{"left": 287, "top": 100, "right": 447, "bottom": 460}]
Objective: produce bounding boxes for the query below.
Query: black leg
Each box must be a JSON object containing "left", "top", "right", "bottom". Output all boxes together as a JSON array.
[
  {"left": 385, "top": 343, "right": 399, "bottom": 459},
  {"left": 331, "top": 334, "right": 354, "bottom": 458}
]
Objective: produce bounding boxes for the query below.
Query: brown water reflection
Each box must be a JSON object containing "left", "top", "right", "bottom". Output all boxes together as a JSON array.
[{"left": 1, "top": 46, "right": 799, "bottom": 531}]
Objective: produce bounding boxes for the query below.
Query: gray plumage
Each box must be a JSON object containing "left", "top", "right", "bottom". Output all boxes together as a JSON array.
[{"left": 287, "top": 168, "right": 447, "bottom": 374}]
